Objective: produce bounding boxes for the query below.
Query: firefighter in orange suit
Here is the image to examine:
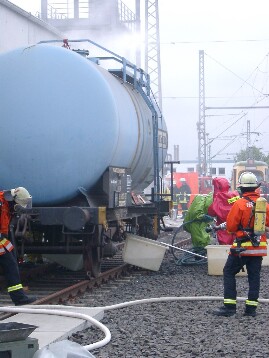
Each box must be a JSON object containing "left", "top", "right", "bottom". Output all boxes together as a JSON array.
[
  {"left": 213, "top": 172, "right": 269, "bottom": 317},
  {"left": 178, "top": 178, "right": 191, "bottom": 218},
  {"left": 0, "top": 187, "right": 36, "bottom": 305}
]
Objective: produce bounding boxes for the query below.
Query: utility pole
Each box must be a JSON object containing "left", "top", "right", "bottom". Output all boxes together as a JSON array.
[
  {"left": 247, "top": 119, "right": 251, "bottom": 158},
  {"left": 207, "top": 133, "right": 212, "bottom": 175},
  {"left": 174, "top": 145, "right": 179, "bottom": 161},
  {"left": 198, "top": 50, "right": 206, "bottom": 176}
]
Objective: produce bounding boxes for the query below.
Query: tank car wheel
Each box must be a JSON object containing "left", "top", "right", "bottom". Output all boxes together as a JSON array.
[
  {"left": 85, "top": 246, "right": 101, "bottom": 278},
  {"left": 137, "top": 215, "right": 157, "bottom": 240},
  {"left": 83, "top": 225, "right": 103, "bottom": 278},
  {"left": 171, "top": 223, "right": 192, "bottom": 261}
]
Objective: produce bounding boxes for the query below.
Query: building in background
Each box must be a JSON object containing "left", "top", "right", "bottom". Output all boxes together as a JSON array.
[
  {"left": 39, "top": 0, "right": 138, "bottom": 62},
  {"left": 0, "top": 0, "right": 137, "bottom": 60},
  {"left": 164, "top": 160, "right": 234, "bottom": 182},
  {"left": 0, "top": 0, "right": 63, "bottom": 52}
]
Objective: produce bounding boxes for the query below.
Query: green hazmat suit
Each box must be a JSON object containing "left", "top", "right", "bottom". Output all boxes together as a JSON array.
[{"left": 183, "top": 192, "right": 213, "bottom": 248}]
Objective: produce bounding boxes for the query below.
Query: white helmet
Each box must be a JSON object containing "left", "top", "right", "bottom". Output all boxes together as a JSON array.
[
  {"left": 180, "top": 178, "right": 186, "bottom": 182},
  {"left": 11, "top": 187, "right": 32, "bottom": 208},
  {"left": 238, "top": 172, "right": 258, "bottom": 188}
]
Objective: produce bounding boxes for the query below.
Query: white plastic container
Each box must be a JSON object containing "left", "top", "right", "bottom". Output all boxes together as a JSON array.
[
  {"left": 206, "top": 242, "right": 269, "bottom": 276},
  {"left": 123, "top": 234, "right": 168, "bottom": 271},
  {"left": 205, "top": 245, "right": 247, "bottom": 276}
]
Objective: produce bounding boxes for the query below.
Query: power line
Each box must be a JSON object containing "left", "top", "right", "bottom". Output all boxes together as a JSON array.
[
  {"left": 205, "top": 53, "right": 265, "bottom": 95},
  {"left": 202, "top": 52, "right": 269, "bottom": 146},
  {"left": 206, "top": 106, "right": 269, "bottom": 109},
  {"left": 162, "top": 96, "right": 261, "bottom": 99},
  {"left": 160, "top": 39, "right": 269, "bottom": 45}
]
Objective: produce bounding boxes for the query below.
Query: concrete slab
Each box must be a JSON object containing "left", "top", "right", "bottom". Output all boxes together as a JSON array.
[{"left": 1, "top": 306, "right": 104, "bottom": 348}]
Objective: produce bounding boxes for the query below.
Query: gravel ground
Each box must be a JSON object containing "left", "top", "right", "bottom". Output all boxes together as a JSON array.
[{"left": 69, "top": 230, "right": 269, "bottom": 358}]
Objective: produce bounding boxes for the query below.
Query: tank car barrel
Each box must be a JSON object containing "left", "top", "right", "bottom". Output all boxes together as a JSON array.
[
  {"left": 0, "top": 41, "right": 169, "bottom": 277},
  {"left": 0, "top": 44, "right": 167, "bottom": 204}
]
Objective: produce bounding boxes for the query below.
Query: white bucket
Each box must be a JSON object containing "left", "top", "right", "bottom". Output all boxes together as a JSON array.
[
  {"left": 206, "top": 242, "right": 269, "bottom": 276},
  {"left": 205, "top": 245, "right": 247, "bottom": 276},
  {"left": 123, "top": 234, "right": 168, "bottom": 271}
]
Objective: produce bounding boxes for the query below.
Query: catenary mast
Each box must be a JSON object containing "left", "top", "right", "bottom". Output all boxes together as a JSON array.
[{"left": 198, "top": 50, "right": 207, "bottom": 175}]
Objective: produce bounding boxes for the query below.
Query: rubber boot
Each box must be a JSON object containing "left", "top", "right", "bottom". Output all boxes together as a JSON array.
[
  {"left": 9, "top": 289, "right": 37, "bottom": 306},
  {"left": 212, "top": 305, "right": 236, "bottom": 317},
  {"left": 244, "top": 307, "right": 257, "bottom": 317}
]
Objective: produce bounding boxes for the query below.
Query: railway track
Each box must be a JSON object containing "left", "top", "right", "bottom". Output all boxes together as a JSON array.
[
  {"left": 0, "top": 235, "right": 192, "bottom": 321},
  {"left": 0, "top": 243, "right": 143, "bottom": 320}
]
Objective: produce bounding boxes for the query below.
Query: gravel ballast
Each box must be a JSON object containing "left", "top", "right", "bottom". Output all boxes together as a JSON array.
[{"left": 70, "top": 246, "right": 269, "bottom": 358}]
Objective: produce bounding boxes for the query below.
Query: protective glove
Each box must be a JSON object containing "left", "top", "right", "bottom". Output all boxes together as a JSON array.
[{"left": 218, "top": 222, "right": 227, "bottom": 230}]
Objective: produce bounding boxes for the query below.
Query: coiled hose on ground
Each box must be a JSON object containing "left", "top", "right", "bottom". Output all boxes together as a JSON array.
[
  {"left": 171, "top": 217, "right": 213, "bottom": 265},
  {"left": 174, "top": 247, "right": 208, "bottom": 265}
]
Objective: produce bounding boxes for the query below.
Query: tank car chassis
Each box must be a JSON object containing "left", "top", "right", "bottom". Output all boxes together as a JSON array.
[
  {"left": 13, "top": 166, "right": 169, "bottom": 277},
  {"left": 10, "top": 39, "right": 169, "bottom": 278}
]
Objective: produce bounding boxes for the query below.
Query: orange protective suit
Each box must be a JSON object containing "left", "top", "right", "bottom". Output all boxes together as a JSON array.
[
  {"left": 0, "top": 191, "right": 14, "bottom": 254},
  {"left": 227, "top": 191, "right": 269, "bottom": 256}
]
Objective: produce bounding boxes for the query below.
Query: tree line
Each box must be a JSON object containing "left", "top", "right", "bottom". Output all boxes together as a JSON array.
[{"left": 234, "top": 146, "right": 269, "bottom": 165}]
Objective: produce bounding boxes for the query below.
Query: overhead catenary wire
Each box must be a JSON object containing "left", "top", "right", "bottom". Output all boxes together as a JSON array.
[
  {"left": 205, "top": 52, "right": 267, "bottom": 96},
  {"left": 196, "top": 50, "right": 269, "bottom": 159},
  {"left": 160, "top": 39, "right": 269, "bottom": 45},
  {"left": 205, "top": 51, "right": 269, "bottom": 108}
]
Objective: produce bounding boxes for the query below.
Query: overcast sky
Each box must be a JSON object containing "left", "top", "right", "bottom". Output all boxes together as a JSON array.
[{"left": 9, "top": 0, "right": 269, "bottom": 162}]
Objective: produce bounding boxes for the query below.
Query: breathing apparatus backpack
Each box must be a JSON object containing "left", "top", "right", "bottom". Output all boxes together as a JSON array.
[
  {"left": 254, "top": 197, "right": 267, "bottom": 235},
  {"left": 241, "top": 196, "right": 267, "bottom": 246}
]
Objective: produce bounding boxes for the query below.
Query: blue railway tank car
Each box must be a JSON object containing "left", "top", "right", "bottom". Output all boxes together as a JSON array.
[
  {"left": 0, "top": 39, "right": 169, "bottom": 277},
  {"left": 0, "top": 44, "right": 166, "bottom": 205}
]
